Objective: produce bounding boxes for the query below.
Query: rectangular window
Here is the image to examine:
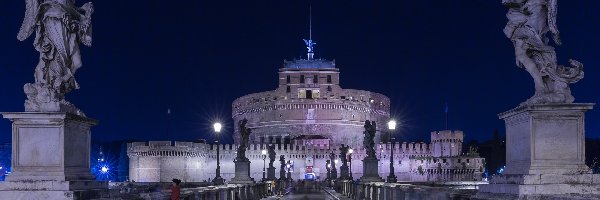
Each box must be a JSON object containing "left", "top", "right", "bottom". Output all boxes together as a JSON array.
[
  {"left": 327, "top": 75, "right": 332, "bottom": 83},
  {"left": 300, "top": 75, "right": 305, "bottom": 83},
  {"left": 312, "top": 90, "right": 320, "bottom": 98},
  {"left": 313, "top": 75, "right": 318, "bottom": 83},
  {"left": 286, "top": 75, "right": 290, "bottom": 83},
  {"left": 306, "top": 90, "right": 313, "bottom": 99},
  {"left": 298, "top": 90, "right": 306, "bottom": 98},
  {"left": 286, "top": 86, "right": 291, "bottom": 93},
  {"left": 327, "top": 86, "right": 332, "bottom": 92}
]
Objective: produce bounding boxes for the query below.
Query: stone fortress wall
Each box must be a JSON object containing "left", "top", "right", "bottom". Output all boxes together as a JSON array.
[{"left": 128, "top": 130, "right": 484, "bottom": 183}]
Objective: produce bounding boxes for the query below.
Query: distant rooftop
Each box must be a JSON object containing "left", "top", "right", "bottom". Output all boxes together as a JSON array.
[{"left": 283, "top": 59, "right": 335, "bottom": 69}]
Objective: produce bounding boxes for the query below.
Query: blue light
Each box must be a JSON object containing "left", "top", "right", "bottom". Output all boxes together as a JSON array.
[
  {"left": 497, "top": 166, "right": 506, "bottom": 175},
  {"left": 304, "top": 173, "right": 315, "bottom": 180},
  {"left": 91, "top": 149, "right": 117, "bottom": 181}
]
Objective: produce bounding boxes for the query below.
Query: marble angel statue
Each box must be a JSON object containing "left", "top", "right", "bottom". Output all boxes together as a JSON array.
[
  {"left": 17, "top": 0, "right": 94, "bottom": 116},
  {"left": 503, "top": 0, "right": 583, "bottom": 105}
]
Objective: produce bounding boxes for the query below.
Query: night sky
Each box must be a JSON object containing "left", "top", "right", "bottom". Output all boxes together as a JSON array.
[{"left": 1, "top": 1, "right": 599, "bottom": 144}]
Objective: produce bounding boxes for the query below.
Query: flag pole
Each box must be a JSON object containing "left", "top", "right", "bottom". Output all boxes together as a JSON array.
[{"left": 445, "top": 103, "right": 448, "bottom": 130}]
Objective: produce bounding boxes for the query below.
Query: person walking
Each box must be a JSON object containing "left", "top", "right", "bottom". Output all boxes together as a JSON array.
[{"left": 171, "top": 179, "right": 181, "bottom": 200}]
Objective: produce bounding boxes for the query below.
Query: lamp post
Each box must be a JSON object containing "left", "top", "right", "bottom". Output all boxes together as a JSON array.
[
  {"left": 387, "top": 120, "right": 398, "bottom": 183},
  {"left": 212, "top": 122, "right": 225, "bottom": 185},
  {"left": 348, "top": 148, "right": 354, "bottom": 180},
  {"left": 262, "top": 149, "right": 267, "bottom": 181}
]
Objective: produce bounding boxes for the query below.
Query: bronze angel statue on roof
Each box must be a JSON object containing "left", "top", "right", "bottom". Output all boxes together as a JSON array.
[
  {"left": 503, "top": 0, "right": 583, "bottom": 105},
  {"left": 17, "top": 0, "right": 94, "bottom": 116}
]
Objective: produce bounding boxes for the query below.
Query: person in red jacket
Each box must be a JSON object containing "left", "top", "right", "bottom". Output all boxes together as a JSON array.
[{"left": 171, "top": 179, "right": 181, "bottom": 200}]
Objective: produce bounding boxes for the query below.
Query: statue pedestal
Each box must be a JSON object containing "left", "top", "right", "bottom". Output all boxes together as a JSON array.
[
  {"left": 477, "top": 104, "right": 600, "bottom": 197},
  {"left": 0, "top": 112, "right": 107, "bottom": 199},
  {"left": 340, "top": 165, "right": 350, "bottom": 180},
  {"left": 360, "top": 157, "right": 383, "bottom": 183},
  {"left": 230, "top": 160, "right": 255, "bottom": 184},
  {"left": 267, "top": 166, "right": 276, "bottom": 180},
  {"left": 331, "top": 168, "right": 338, "bottom": 180}
]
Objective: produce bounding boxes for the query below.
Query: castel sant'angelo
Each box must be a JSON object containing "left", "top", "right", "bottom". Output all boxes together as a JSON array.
[{"left": 127, "top": 39, "right": 484, "bottom": 183}]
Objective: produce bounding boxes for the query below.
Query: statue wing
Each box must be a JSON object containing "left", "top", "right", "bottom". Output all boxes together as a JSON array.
[
  {"left": 17, "top": 0, "right": 40, "bottom": 41},
  {"left": 547, "top": 0, "right": 561, "bottom": 45}
]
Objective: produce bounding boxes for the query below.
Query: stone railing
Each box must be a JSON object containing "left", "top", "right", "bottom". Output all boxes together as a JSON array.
[
  {"left": 98, "top": 182, "right": 270, "bottom": 200},
  {"left": 335, "top": 180, "right": 479, "bottom": 200},
  {"left": 180, "top": 183, "right": 269, "bottom": 200}
]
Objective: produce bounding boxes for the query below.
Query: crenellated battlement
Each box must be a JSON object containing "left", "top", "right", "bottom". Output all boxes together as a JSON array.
[
  {"left": 431, "top": 130, "right": 464, "bottom": 142},
  {"left": 127, "top": 140, "right": 434, "bottom": 159},
  {"left": 127, "top": 130, "right": 484, "bottom": 183}
]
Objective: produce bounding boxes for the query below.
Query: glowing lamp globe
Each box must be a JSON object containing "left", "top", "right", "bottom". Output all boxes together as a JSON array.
[
  {"left": 261, "top": 149, "right": 267, "bottom": 155},
  {"left": 213, "top": 122, "right": 222, "bottom": 133},
  {"left": 387, "top": 120, "right": 397, "bottom": 130},
  {"left": 349, "top": 149, "right": 353, "bottom": 154},
  {"left": 101, "top": 166, "right": 109, "bottom": 173}
]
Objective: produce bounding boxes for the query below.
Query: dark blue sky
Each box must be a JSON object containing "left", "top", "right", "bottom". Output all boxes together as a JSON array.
[{"left": 1, "top": 1, "right": 599, "bottom": 143}]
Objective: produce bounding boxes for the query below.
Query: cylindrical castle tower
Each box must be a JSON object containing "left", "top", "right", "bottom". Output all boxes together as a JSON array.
[{"left": 232, "top": 59, "right": 390, "bottom": 148}]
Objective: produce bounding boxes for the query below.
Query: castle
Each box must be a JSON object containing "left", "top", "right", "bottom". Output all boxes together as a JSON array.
[{"left": 128, "top": 54, "right": 484, "bottom": 183}]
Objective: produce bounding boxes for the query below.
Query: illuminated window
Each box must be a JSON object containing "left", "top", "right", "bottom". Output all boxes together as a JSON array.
[
  {"left": 298, "top": 90, "right": 306, "bottom": 98},
  {"left": 312, "top": 90, "right": 320, "bottom": 98},
  {"left": 298, "top": 89, "right": 319, "bottom": 99}
]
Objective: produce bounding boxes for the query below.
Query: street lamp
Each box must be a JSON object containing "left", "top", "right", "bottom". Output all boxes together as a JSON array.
[
  {"left": 387, "top": 120, "right": 398, "bottom": 183},
  {"left": 212, "top": 122, "right": 225, "bottom": 185},
  {"left": 262, "top": 149, "right": 267, "bottom": 181},
  {"left": 348, "top": 148, "right": 354, "bottom": 180}
]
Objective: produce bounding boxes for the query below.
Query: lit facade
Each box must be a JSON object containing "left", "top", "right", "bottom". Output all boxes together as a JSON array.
[{"left": 128, "top": 58, "right": 484, "bottom": 183}]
